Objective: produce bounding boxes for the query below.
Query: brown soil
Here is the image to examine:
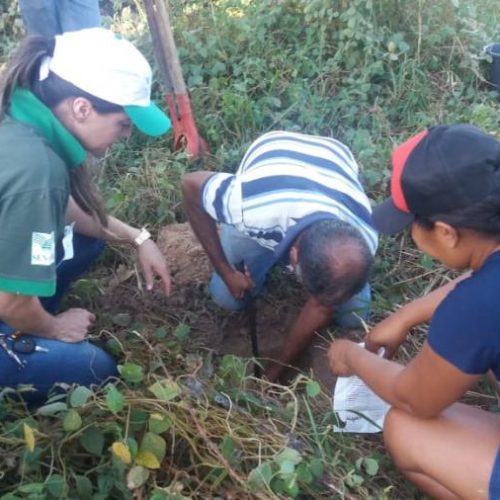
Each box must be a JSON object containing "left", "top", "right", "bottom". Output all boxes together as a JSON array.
[{"left": 100, "top": 223, "right": 353, "bottom": 389}]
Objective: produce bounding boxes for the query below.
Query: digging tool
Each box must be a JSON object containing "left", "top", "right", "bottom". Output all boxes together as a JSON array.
[
  {"left": 236, "top": 262, "right": 261, "bottom": 378},
  {"left": 143, "top": 0, "right": 209, "bottom": 158},
  {"left": 247, "top": 295, "right": 261, "bottom": 378}
]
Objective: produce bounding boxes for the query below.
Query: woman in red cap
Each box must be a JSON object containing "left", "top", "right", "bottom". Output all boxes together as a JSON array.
[{"left": 328, "top": 124, "right": 500, "bottom": 498}]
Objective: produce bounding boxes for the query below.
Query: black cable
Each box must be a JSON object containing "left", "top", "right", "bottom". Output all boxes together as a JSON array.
[{"left": 236, "top": 261, "right": 261, "bottom": 378}]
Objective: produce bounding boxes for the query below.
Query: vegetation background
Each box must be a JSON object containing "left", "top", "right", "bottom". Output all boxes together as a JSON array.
[{"left": 0, "top": 0, "right": 499, "bottom": 498}]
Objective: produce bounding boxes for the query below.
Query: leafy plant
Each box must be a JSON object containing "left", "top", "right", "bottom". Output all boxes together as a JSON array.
[{"left": 1, "top": 0, "right": 499, "bottom": 497}]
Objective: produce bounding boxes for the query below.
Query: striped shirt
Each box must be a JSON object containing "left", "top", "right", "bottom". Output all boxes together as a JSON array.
[{"left": 202, "top": 131, "right": 378, "bottom": 261}]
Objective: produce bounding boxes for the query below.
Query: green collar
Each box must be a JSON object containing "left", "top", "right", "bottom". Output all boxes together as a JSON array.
[{"left": 8, "top": 88, "right": 86, "bottom": 169}]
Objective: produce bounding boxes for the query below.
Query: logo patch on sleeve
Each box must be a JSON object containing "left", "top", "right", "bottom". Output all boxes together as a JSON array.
[{"left": 31, "top": 232, "right": 55, "bottom": 266}]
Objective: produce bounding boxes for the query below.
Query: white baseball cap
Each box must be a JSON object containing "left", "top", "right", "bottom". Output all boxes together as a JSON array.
[{"left": 40, "top": 27, "right": 171, "bottom": 137}]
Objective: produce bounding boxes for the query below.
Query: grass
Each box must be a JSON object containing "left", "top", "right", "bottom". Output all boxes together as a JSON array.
[{"left": 1, "top": 0, "right": 500, "bottom": 498}]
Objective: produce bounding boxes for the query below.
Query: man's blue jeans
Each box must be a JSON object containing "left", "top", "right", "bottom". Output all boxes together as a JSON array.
[
  {"left": 209, "top": 225, "right": 371, "bottom": 328},
  {"left": 0, "top": 234, "right": 117, "bottom": 404},
  {"left": 19, "top": 0, "right": 100, "bottom": 37}
]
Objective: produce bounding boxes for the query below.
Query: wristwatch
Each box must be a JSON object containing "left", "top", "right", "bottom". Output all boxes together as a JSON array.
[{"left": 134, "top": 227, "right": 152, "bottom": 246}]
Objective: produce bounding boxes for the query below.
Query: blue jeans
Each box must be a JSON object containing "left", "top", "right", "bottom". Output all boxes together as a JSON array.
[
  {"left": 0, "top": 234, "right": 117, "bottom": 404},
  {"left": 209, "top": 225, "right": 371, "bottom": 327},
  {"left": 19, "top": 0, "right": 100, "bottom": 37}
]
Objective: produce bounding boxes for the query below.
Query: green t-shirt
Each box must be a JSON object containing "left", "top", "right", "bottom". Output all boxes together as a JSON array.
[{"left": 0, "top": 89, "right": 87, "bottom": 296}]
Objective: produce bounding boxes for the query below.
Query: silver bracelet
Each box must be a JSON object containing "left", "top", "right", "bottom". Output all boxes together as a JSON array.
[{"left": 134, "top": 227, "right": 152, "bottom": 246}]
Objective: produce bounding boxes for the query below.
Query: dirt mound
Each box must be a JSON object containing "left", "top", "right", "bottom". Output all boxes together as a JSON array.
[
  {"left": 157, "top": 223, "right": 211, "bottom": 286},
  {"left": 100, "top": 223, "right": 344, "bottom": 389}
]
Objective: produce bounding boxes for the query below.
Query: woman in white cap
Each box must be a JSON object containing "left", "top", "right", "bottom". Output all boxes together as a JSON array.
[
  {"left": 328, "top": 125, "right": 500, "bottom": 499},
  {"left": 0, "top": 28, "right": 172, "bottom": 402}
]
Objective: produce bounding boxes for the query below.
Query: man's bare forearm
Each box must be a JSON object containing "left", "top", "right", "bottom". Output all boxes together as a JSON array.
[
  {"left": 265, "top": 297, "right": 333, "bottom": 381},
  {"left": 181, "top": 172, "right": 234, "bottom": 279}
]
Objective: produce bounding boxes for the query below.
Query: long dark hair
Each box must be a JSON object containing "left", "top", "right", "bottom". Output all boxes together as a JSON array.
[{"left": 0, "top": 35, "right": 123, "bottom": 227}]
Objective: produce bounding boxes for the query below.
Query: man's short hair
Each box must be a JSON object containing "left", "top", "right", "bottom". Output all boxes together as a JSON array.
[{"left": 298, "top": 218, "right": 373, "bottom": 307}]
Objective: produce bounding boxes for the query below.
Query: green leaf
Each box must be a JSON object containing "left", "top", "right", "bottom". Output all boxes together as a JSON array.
[
  {"left": 36, "top": 402, "right": 67, "bottom": 416},
  {"left": 306, "top": 380, "right": 321, "bottom": 398},
  {"left": 274, "top": 447, "right": 302, "bottom": 467},
  {"left": 19, "top": 446, "right": 42, "bottom": 472},
  {"left": 148, "top": 379, "right": 181, "bottom": 401},
  {"left": 148, "top": 413, "right": 171, "bottom": 434},
  {"left": 75, "top": 475, "right": 93, "bottom": 498},
  {"left": 154, "top": 326, "right": 166, "bottom": 339},
  {"left": 150, "top": 493, "right": 168, "bottom": 500},
  {"left": 309, "top": 458, "right": 324, "bottom": 478},
  {"left": 247, "top": 462, "right": 273, "bottom": 492},
  {"left": 69, "top": 386, "right": 93, "bottom": 408},
  {"left": 126, "top": 465, "right": 149, "bottom": 490},
  {"left": 140, "top": 432, "right": 166, "bottom": 462},
  {"left": 105, "top": 337, "right": 123, "bottom": 356},
  {"left": 63, "top": 409, "right": 82, "bottom": 432},
  {"left": 118, "top": 363, "right": 144, "bottom": 383},
  {"left": 46, "top": 474, "right": 66, "bottom": 498},
  {"left": 345, "top": 472, "right": 364, "bottom": 488},
  {"left": 279, "top": 459, "right": 295, "bottom": 476},
  {"left": 282, "top": 476, "right": 300, "bottom": 498},
  {"left": 420, "top": 254, "right": 434, "bottom": 269},
  {"left": 126, "top": 437, "right": 139, "bottom": 459},
  {"left": 363, "top": 457, "right": 379, "bottom": 476},
  {"left": 174, "top": 323, "right": 191, "bottom": 342},
  {"left": 295, "top": 463, "right": 313, "bottom": 484},
  {"left": 105, "top": 384, "right": 125, "bottom": 413},
  {"left": 217, "top": 355, "right": 246, "bottom": 385},
  {"left": 79, "top": 426, "right": 104, "bottom": 456},
  {"left": 130, "top": 409, "right": 149, "bottom": 431},
  {"left": 96, "top": 470, "right": 114, "bottom": 496},
  {"left": 90, "top": 494, "right": 108, "bottom": 500},
  {"left": 17, "top": 483, "right": 44, "bottom": 494},
  {"left": 219, "top": 435, "right": 235, "bottom": 461}
]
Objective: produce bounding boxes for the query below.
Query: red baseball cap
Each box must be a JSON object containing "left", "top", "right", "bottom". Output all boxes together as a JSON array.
[{"left": 372, "top": 124, "right": 500, "bottom": 234}]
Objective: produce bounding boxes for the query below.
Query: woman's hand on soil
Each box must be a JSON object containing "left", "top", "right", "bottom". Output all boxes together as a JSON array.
[
  {"left": 52, "top": 308, "right": 96, "bottom": 342},
  {"left": 136, "top": 240, "right": 172, "bottom": 296},
  {"left": 365, "top": 312, "right": 409, "bottom": 359},
  {"left": 327, "top": 339, "right": 358, "bottom": 377}
]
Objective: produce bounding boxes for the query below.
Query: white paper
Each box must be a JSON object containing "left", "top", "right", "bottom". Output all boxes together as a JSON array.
[
  {"left": 332, "top": 344, "right": 391, "bottom": 433},
  {"left": 62, "top": 222, "right": 75, "bottom": 262}
]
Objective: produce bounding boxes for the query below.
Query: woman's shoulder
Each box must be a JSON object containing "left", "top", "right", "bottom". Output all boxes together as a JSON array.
[
  {"left": 457, "top": 251, "right": 500, "bottom": 296},
  {"left": 0, "top": 118, "right": 67, "bottom": 182},
  {"left": 434, "top": 254, "right": 500, "bottom": 323}
]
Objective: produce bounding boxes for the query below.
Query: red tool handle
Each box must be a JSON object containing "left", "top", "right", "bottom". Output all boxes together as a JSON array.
[{"left": 143, "top": 0, "right": 209, "bottom": 158}]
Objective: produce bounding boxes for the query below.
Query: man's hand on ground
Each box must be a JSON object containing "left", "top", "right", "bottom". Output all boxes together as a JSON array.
[
  {"left": 264, "top": 359, "right": 287, "bottom": 383},
  {"left": 224, "top": 268, "right": 253, "bottom": 300}
]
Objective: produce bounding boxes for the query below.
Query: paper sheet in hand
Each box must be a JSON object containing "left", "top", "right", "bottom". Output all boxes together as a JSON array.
[{"left": 332, "top": 345, "right": 390, "bottom": 433}]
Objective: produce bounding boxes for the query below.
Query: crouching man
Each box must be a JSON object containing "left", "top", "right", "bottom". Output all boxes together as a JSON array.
[{"left": 182, "top": 131, "right": 377, "bottom": 381}]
